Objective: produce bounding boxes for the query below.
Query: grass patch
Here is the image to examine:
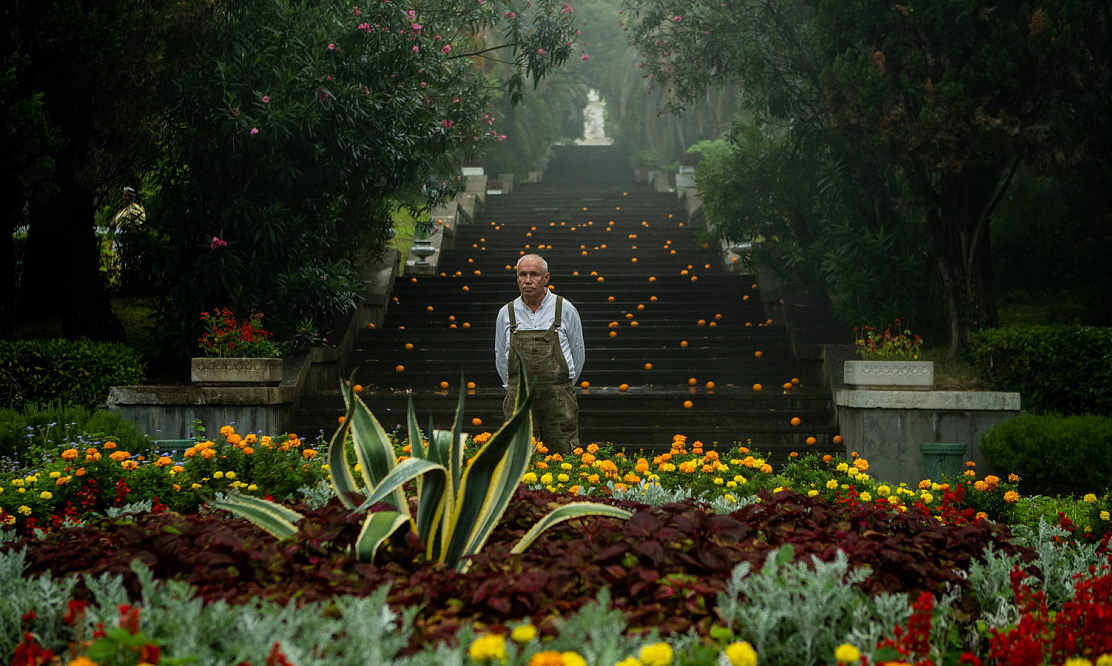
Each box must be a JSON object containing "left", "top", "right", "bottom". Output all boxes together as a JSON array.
[
  {"left": 389, "top": 206, "right": 419, "bottom": 273},
  {"left": 919, "top": 347, "right": 989, "bottom": 391}
]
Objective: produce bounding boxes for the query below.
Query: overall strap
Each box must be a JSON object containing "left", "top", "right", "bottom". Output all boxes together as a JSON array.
[
  {"left": 553, "top": 295, "right": 564, "bottom": 329},
  {"left": 507, "top": 301, "right": 518, "bottom": 331}
]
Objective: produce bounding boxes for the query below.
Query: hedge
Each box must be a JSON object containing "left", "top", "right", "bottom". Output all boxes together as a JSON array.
[
  {"left": 969, "top": 325, "right": 1112, "bottom": 416},
  {"left": 0, "top": 403, "right": 149, "bottom": 465},
  {"left": 0, "top": 339, "right": 145, "bottom": 410},
  {"left": 980, "top": 413, "right": 1112, "bottom": 495}
]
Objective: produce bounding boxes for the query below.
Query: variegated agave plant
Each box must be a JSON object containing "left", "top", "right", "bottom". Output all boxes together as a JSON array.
[{"left": 211, "top": 366, "right": 631, "bottom": 572}]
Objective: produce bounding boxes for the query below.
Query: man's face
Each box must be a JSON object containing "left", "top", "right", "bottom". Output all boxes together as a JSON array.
[{"left": 516, "top": 259, "right": 549, "bottom": 298}]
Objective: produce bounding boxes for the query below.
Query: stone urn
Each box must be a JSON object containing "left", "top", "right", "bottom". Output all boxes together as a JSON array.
[
  {"left": 191, "top": 357, "right": 283, "bottom": 386},
  {"left": 843, "top": 360, "right": 934, "bottom": 391}
]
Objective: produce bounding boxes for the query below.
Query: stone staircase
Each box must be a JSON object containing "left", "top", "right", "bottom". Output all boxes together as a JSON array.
[{"left": 293, "top": 145, "right": 840, "bottom": 461}]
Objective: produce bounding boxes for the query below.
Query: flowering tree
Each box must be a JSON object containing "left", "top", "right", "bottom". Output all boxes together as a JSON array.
[
  {"left": 141, "top": 0, "right": 584, "bottom": 357},
  {"left": 623, "top": 0, "right": 1107, "bottom": 353}
]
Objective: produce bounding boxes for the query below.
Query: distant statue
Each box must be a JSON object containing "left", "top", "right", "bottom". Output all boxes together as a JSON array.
[{"left": 576, "top": 88, "right": 613, "bottom": 146}]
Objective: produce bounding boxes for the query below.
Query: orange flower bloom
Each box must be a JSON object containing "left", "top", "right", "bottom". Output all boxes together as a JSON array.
[
  {"left": 201, "top": 449, "right": 216, "bottom": 459},
  {"left": 302, "top": 449, "right": 317, "bottom": 460},
  {"left": 103, "top": 441, "right": 117, "bottom": 450},
  {"left": 120, "top": 460, "right": 139, "bottom": 471},
  {"left": 242, "top": 447, "right": 254, "bottom": 455},
  {"left": 155, "top": 456, "right": 173, "bottom": 467},
  {"left": 61, "top": 449, "right": 79, "bottom": 461}
]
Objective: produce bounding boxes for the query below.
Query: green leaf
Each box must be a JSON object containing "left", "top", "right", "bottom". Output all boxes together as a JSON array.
[
  {"left": 354, "top": 457, "right": 446, "bottom": 513},
  {"left": 330, "top": 377, "right": 364, "bottom": 509},
  {"left": 207, "top": 493, "right": 303, "bottom": 540},
  {"left": 343, "top": 381, "right": 411, "bottom": 520},
  {"left": 510, "top": 502, "right": 633, "bottom": 556},
  {"left": 353, "top": 510, "right": 409, "bottom": 562}
]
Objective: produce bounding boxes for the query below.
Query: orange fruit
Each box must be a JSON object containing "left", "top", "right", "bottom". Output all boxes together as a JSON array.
[
  {"left": 715, "top": 314, "right": 723, "bottom": 320},
  {"left": 688, "top": 378, "right": 698, "bottom": 386},
  {"left": 683, "top": 400, "right": 693, "bottom": 409},
  {"left": 649, "top": 276, "right": 656, "bottom": 282},
  {"left": 619, "top": 384, "right": 629, "bottom": 392},
  {"left": 691, "top": 276, "right": 698, "bottom": 282},
  {"left": 626, "top": 313, "right": 634, "bottom": 319},
  {"left": 754, "top": 351, "right": 763, "bottom": 358},
  {"left": 698, "top": 319, "right": 706, "bottom": 326},
  {"left": 440, "top": 381, "right": 449, "bottom": 389},
  {"left": 367, "top": 322, "right": 376, "bottom": 329},
  {"left": 631, "top": 258, "right": 638, "bottom": 263},
  {"left": 405, "top": 343, "right": 414, "bottom": 350},
  {"left": 742, "top": 294, "right": 750, "bottom": 301},
  {"left": 448, "top": 315, "right": 456, "bottom": 322},
  {"left": 474, "top": 270, "right": 481, "bottom": 276},
  {"left": 680, "top": 340, "right": 688, "bottom": 348},
  {"left": 467, "top": 382, "right": 476, "bottom": 389},
  {"left": 790, "top": 417, "right": 802, "bottom": 427},
  {"left": 791, "top": 377, "right": 800, "bottom": 385},
  {"left": 410, "top": 277, "right": 418, "bottom": 283},
  {"left": 650, "top": 296, "right": 657, "bottom": 301},
  {"left": 705, "top": 381, "right": 715, "bottom": 390},
  {"left": 630, "top": 321, "right": 639, "bottom": 327},
  {"left": 681, "top": 269, "right": 689, "bottom": 275},
  {"left": 580, "top": 381, "right": 590, "bottom": 389},
  {"left": 462, "top": 322, "right": 471, "bottom": 329},
  {"left": 426, "top": 306, "right": 434, "bottom": 312},
  {"left": 609, "top": 331, "right": 617, "bottom": 338},
  {"left": 472, "top": 418, "right": 482, "bottom": 427},
  {"left": 708, "top": 321, "right": 716, "bottom": 327},
  {"left": 832, "top": 435, "right": 844, "bottom": 445},
  {"left": 338, "top": 416, "right": 346, "bottom": 424},
  {"left": 644, "top": 363, "right": 653, "bottom": 370},
  {"left": 597, "top": 277, "right": 604, "bottom": 282},
  {"left": 353, "top": 384, "right": 363, "bottom": 394},
  {"left": 462, "top": 286, "right": 469, "bottom": 291},
  {"left": 637, "top": 304, "right": 645, "bottom": 311},
  {"left": 806, "top": 436, "right": 817, "bottom": 446},
  {"left": 783, "top": 382, "right": 793, "bottom": 390},
  {"left": 395, "top": 365, "right": 405, "bottom": 373},
  {"left": 822, "top": 454, "right": 833, "bottom": 463},
  {"left": 449, "top": 323, "right": 457, "bottom": 328},
  {"left": 608, "top": 296, "right": 615, "bottom": 301},
  {"left": 751, "top": 283, "right": 758, "bottom": 290}
]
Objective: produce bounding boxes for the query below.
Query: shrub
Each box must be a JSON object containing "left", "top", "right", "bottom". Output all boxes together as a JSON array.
[
  {"left": 0, "top": 403, "right": 148, "bottom": 466},
  {"left": 980, "top": 414, "right": 1112, "bottom": 495},
  {"left": 970, "top": 325, "right": 1112, "bottom": 415},
  {"left": 0, "top": 339, "right": 145, "bottom": 411}
]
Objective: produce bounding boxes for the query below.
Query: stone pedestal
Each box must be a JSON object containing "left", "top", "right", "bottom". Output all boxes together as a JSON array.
[
  {"left": 190, "top": 357, "right": 283, "bottom": 386},
  {"left": 844, "top": 360, "right": 934, "bottom": 391}
]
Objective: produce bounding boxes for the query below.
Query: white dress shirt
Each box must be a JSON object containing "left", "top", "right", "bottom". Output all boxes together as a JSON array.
[{"left": 495, "top": 290, "right": 585, "bottom": 387}]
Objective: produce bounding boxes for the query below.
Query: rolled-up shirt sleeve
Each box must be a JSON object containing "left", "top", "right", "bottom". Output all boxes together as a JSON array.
[
  {"left": 563, "top": 301, "right": 585, "bottom": 383},
  {"left": 495, "top": 303, "right": 511, "bottom": 387}
]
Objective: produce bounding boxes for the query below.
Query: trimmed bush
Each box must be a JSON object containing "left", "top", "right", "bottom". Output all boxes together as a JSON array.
[
  {"left": 0, "top": 339, "right": 145, "bottom": 410},
  {"left": 969, "top": 325, "right": 1112, "bottom": 415},
  {"left": 980, "top": 413, "right": 1112, "bottom": 495}
]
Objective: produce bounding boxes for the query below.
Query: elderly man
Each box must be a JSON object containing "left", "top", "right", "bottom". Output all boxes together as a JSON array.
[{"left": 495, "top": 254, "right": 585, "bottom": 455}]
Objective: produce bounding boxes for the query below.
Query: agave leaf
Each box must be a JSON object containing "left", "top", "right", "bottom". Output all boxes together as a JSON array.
[
  {"left": 208, "top": 493, "right": 304, "bottom": 540},
  {"left": 447, "top": 369, "right": 467, "bottom": 493},
  {"left": 353, "top": 510, "right": 409, "bottom": 562},
  {"left": 344, "top": 387, "right": 410, "bottom": 518},
  {"left": 442, "top": 375, "right": 535, "bottom": 570},
  {"left": 429, "top": 429, "right": 457, "bottom": 562},
  {"left": 407, "top": 394, "right": 426, "bottom": 460},
  {"left": 509, "top": 502, "right": 633, "bottom": 557},
  {"left": 328, "top": 378, "right": 365, "bottom": 509},
  {"left": 353, "top": 457, "right": 446, "bottom": 513}
]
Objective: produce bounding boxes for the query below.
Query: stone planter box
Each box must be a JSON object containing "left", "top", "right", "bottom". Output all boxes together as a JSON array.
[
  {"left": 843, "top": 360, "right": 934, "bottom": 391},
  {"left": 191, "top": 357, "right": 283, "bottom": 386}
]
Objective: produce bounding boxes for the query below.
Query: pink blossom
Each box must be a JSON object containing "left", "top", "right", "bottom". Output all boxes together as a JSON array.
[
  {"left": 328, "top": 43, "right": 336, "bottom": 50},
  {"left": 250, "top": 127, "right": 259, "bottom": 135},
  {"left": 350, "top": 6, "right": 361, "bottom": 16},
  {"left": 405, "top": 9, "right": 415, "bottom": 19},
  {"left": 262, "top": 95, "right": 270, "bottom": 103},
  {"left": 326, "top": 75, "right": 333, "bottom": 81},
  {"left": 434, "top": 34, "right": 442, "bottom": 41},
  {"left": 498, "top": 134, "right": 506, "bottom": 141},
  {"left": 537, "top": 48, "right": 545, "bottom": 54},
  {"left": 411, "top": 22, "right": 421, "bottom": 32},
  {"left": 673, "top": 15, "right": 681, "bottom": 22},
  {"left": 420, "top": 81, "right": 427, "bottom": 88},
  {"left": 233, "top": 107, "right": 240, "bottom": 116},
  {"left": 503, "top": 10, "right": 515, "bottom": 19},
  {"left": 210, "top": 237, "right": 228, "bottom": 249},
  {"left": 576, "top": 30, "right": 582, "bottom": 35},
  {"left": 442, "top": 119, "right": 454, "bottom": 129},
  {"left": 441, "top": 44, "right": 451, "bottom": 54},
  {"left": 413, "top": 45, "right": 418, "bottom": 52},
  {"left": 580, "top": 54, "right": 589, "bottom": 60},
  {"left": 561, "top": 2, "right": 572, "bottom": 13}
]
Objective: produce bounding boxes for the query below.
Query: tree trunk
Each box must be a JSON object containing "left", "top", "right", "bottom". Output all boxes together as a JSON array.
[
  {"left": 916, "top": 167, "right": 1003, "bottom": 356},
  {"left": 18, "top": 185, "right": 125, "bottom": 342}
]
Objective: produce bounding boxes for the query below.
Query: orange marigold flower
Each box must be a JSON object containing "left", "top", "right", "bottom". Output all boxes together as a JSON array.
[
  {"left": 760, "top": 464, "right": 773, "bottom": 474},
  {"left": 573, "top": 447, "right": 584, "bottom": 456},
  {"left": 586, "top": 443, "right": 599, "bottom": 454},
  {"left": 103, "top": 441, "right": 117, "bottom": 450},
  {"left": 581, "top": 453, "right": 597, "bottom": 465},
  {"left": 1008, "top": 473, "right": 1020, "bottom": 482},
  {"left": 635, "top": 459, "right": 650, "bottom": 474},
  {"left": 551, "top": 453, "right": 563, "bottom": 462},
  {"left": 528, "top": 651, "right": 565, "bottom": 666},
  {"left": 227, "top": 434, "right": 242, "bottom": 446},
  {"left": 75, "top": 468, "right": 87, "bottom": 477},
  {"left": 61, "top": 449, "right": 79, "bottom": 461},
  {"left": 1004, "top": 490, "right": 1020, "bottom": 503},
  {"left": 302, "top": 449, "right": 318, "bottom": 460},
  {"left": 172, "top": 466, "right": 184, "bottom": 473},
  {"left": 587, "top": 474, "right": 600, "bottom": 484},
  {"left": 184, "top": 448, "right": 197, "bottom": 458},
  {"left": 622, "top": 473, "right": 641, "bottom": 484},
  {"left": 55, "top": 476, "right": 70, "bottom": 486},
  {"left": 597, "top": 460, "right": 618, "bottom": 474},
  {"left": 120, "top": 460, "right": 139, "bottom": 471},
  {"left": 704, "top": 450, "right": 720, "bottom": 462},
  {"left": 853, "top": 458, "right": 869, "bottom": 471},
  {"left": 110, "top": 451, "right": 130, "bottom": 462},
  {"left": 737, "top": 446, "right": 750, "bottom": 454},
  {"left": 155, "top": 456, "right": 173, "bottom": 467},
  {"left": 964, "top": 469, "right": 977, "bottom": 477},
  {"left": 974, "top": 481, "right": 988, "bottom": 492},
  {"left": 201, "top": 448, "right": 216, "bottom": 459},
  {"left": 701, "top": 464, "right": 714, "bottom": 473},
  {"left": 983, "top": 475, "right": 1000, "bottom": 487},
  {"left": 402, "top": 444, "right": 412, "bottom": 453},
  {"left": 534, "top": 461, "right": 548, "bottom": 470},
  {"left": 242, "top": 447, "right": 254, "bottom": 455},
  {"left": 220, "top": 425, "right": 235, "bottom": 437},
  {"left": 245, "top": 433, "right": 258, "bottom": 444},
  {"left": 975, "top": 511, "right": 989, "bottom": 521}
]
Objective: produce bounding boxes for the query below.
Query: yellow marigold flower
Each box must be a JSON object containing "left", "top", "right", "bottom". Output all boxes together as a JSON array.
[
  {"left": 1097, "top": 655, "right": 1112, "bottom": 666},
  {"left": 220, "top": 425, "right": 235, "bottom": 437},
  {"left": 919, "top": 479, "right": 932, "bottom": 489},
  {"left": 558, "top": 473, "right": 571, "bottom": 483},
  {"left": 834, "top": 644, "right": 860, "bottom": 663},
  {"left": 853, "top": 458, "right": 869, "bottom": 471},
  {"left": 3, "top": 515, "right": 15, "bottom": 525},
  {"left": 1004, "top": 490, "right": 1020, "bottom": 504},
  {"left": 39, "top": 491, "right": 52, "bottom": 500},
  {"left": 11, "top": 479, "right": 24, "bottom": 487},
  {"left": 213, "top": 471, "right": 224, "bottom": 479},
  {"left": 826, "top": 479, "right": 838, "bottom": 490},
  {"left": 975, "top": 511, "right": 989, "bottom": 521},
  {"left": 974, "top": 481, "right": 988, "bottom": 492},
  {"left": 713, "top": 477, "right": 724, "bottom": 485},
  {"left": 723, "top": 641, "right": 758, "bottom": 666},
  {"left": 201, "top": 449, "right": 216, "bottom": 459},
  {"left": 522, "top": 472, "right": 538, "bottom": 485},
  {"left": 261, "top": 435, "right": 273, "bottom": 447},
  {"left": 248, "top": 484, "right": 258, "bottom": 491},
  {"left": 511, "top": 624, "right": 537, "bottom": 643},
  {"left": 1101, "top": 511, "right": 1110, "bottom": 521},
  {"left": 48, "top": 471, "right": 60, "bottom": 479},
  {"left": 847, "top": 468, "right": 859, "bottom": 478},
  {"left": 540, "top": 473, "right": 554, "bottom": 485},
  {"left": 859, "top": 492, "right": 872, "bottom": 502},
  {"left": 807, "top": 489, "right": 819, "bottom": 497},
  {"left": 760, "top": 464, "right": 773, "bottom": 474},
  {"left": 587, "top": 474, "right": 600, "bottom": 484},
  {"left": 120, "top": 461, "right": 139, "bottom": 471},
  {"left": 18, "top": 505, "right": 32, "bottom": 516},
  {"left": 638, "top": 642, "right": 673, "bottom": 666},
  {"left": 964, "top": 469, "right": 976, "bottom": 477},
  {"left": 836, "top": 462, "right": 849, "bottom": 472},
  {"left": 86, "top": 451, "right": 101, "bottom": 462},
  {"left": 67, "top": 657, "right": 98, "bottom": 666},
  {"left": 109, "top": 451, "right": 129, "bottom": 462},
  {"left": 560, "top": 653, "right": 587, "bottom": 666},
  {"left": 302, "top": 449, "right": 317, "bottom": 459},
  {"left": 61, "top": 448, "right": 79, "bottom": 461},
  {"left": 678, "top": 460, "right": 698, "bottom": 473},
  {"left": 560, "top": 462, "right": 573, "bottom": 471},
  {"left": 931, "top": 482, "right": 942, "bottom": 492},
  {"left": 983, "top": 474, "right": 1000, "bottom": 486},
  {"left": 659, "top": 463, "right": 676, "bottom": 472},
  {"left": 226, "top": 471, "right": 236, "bottom": 480},
  {"left": 614, "top": 658, "right": 642, "bottom": 666},
  {"left": 469, "top": 634, "right": 507, "bottom": 662},
  {"left": 1062, "top": 659, "right": 1094, "bottom": 666},
  {"left": 1083, "top": 493, "right": 1098, "bottom": 504},
  {"left": 920, "top": 492, "right": 934, "bottom": 505},
  {"left": 876, "top": 485, "right": 890, "bottom": 497},
  {"left": 889, "top": 496, "right": 901, "bottom": 505}
]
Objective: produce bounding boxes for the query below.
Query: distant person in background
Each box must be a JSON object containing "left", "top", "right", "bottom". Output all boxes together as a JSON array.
[{"left": 495, "top": 254, "right": 585, "bottom": 455}]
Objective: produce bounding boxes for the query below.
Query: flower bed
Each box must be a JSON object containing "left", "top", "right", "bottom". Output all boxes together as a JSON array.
[{"left": 3, "top": 423, "right": 1112, "bottom": 665}]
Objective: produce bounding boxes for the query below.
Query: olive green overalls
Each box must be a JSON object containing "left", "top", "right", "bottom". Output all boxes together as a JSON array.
[{"left": 502, "top": 295, "right": 580, "bottom": 456}]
